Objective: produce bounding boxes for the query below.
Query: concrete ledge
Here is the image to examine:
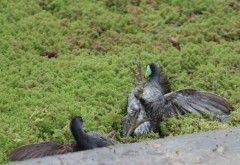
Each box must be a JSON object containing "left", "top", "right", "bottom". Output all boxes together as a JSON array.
[{"left": 5, "top": 128, "right": 240, "bottom": 165}]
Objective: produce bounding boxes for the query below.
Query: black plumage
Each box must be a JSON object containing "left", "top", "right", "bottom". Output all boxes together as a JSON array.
[
  {"left": 9, "top": 116, "right": 114, "bottom": 161},
  {"left": 123, "top": 63, "right": 232, "bottom": 137},
  {"left": 70, "top": 116, "right": 115, "bottom": 151}
]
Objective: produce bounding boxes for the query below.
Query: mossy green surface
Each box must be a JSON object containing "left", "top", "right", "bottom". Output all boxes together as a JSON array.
[{"left": 0, "top": 0, "right": 239, "bottom": 163}]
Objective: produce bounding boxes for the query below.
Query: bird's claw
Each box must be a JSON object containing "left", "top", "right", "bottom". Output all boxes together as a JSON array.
[
  {"left": 126, "top": 109, "right": 149, "bottom": 138},
  {"left": 106, "top": 130, "right": 117, "bottom": 140},
  {"left": 134, "top": 87, "right": 144, "bottom": 100}
]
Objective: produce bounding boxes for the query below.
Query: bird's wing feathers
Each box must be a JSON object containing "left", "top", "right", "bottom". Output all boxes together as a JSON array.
[
  {"left": 163, "top": 89, "right": 231, "bottom": 122},
  {"left": 9, "top": 142, "right": 72, "bottom": 161},
  {"left": 86, "top": 131, "right": 115, "bottom": 147}
]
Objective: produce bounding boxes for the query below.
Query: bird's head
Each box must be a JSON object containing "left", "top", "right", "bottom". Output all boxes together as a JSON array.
[
  {"left": 70, "top": 116, "right": 84, "bottom": 131},
  {"left": 145, "top": 63, "right": 158, "bottom": 78}
]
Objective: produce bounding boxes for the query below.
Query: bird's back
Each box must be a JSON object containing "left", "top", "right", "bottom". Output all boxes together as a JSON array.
[{"left": 87, "top": 131, "right": 115, "bottom": 147}]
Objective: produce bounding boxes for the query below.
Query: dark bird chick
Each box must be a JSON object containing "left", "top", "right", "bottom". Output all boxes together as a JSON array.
[{"left": 9, "top": 116, "right": 115, "bottom": 161}]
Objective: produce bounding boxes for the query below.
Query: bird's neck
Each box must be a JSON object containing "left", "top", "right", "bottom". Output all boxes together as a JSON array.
[
  {"left": 71, "top": 124, "right": 92, "bottom": 150},
  {"left": 147, "top": 68, "right": 168, "bottom": 96},
  {"left": 149, "top": 69, "right": 161, "bottom": 86}
]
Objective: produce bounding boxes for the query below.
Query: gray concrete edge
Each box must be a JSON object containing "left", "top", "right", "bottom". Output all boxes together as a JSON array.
[{"left": 4, "top": 127, "right": 240, "bottom": 165}]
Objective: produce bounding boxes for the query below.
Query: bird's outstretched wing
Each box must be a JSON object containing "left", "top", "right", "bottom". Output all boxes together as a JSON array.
[
  {"left": 9, "top": 142, "right": 72, "bottom": 161},
  {"left": 163, "top": 89, "right": 232, "bottom": 122}
]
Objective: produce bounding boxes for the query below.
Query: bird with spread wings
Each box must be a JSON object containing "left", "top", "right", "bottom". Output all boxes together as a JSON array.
[{"left": 123, "top": 63, "right": 232, "bottom": 137}]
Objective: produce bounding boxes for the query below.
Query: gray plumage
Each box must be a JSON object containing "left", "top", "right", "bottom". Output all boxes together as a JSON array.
[
  {"left": 86, "top": 131, "right": 115, "bottom": 146},
  {"left": 70, "top": 116, "right": 114, "bottom": 151},
  {"left": 123, "top": 63, "right": 231, "bottom": 137},
  {"left": 123, "top": 85, "right": 152, "bottom": 136}
]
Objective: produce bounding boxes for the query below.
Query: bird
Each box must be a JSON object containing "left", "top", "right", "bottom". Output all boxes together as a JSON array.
[
  {"left": 9, "top": 116, "right": 115, "bottom": 161},
  {"left": 123, "top": 63, "right": 232, "bottom": 137}
]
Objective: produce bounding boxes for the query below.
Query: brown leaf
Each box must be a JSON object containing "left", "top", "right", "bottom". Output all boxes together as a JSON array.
[
  {"left": 142, "top": 27, "right": 149, "bottom": 33},
  {"left": 210, "top": 35, "right": 220, "bottom": 44},
  {"left": 127, "top": 6, "right": 140, "bottom": 15},
  {"left": 234, "top": 23, "right": 240, "bottom": 30},
  {"left": 186, "top": 15, "right": 197, "bottom": 23},
  {"left": 169, "top": 37, "right": 181, "bottom": 50},
  {"left": 147, "top": 0, "right": 153, "bottom": 4},
  {"left": 43, "top": 50, "right": 58, "bottom": 58}
]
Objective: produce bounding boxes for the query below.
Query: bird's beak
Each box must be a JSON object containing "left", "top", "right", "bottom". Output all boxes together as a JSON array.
[{"left": 145, "top": 65, "right": 151, "bottom": 78}]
